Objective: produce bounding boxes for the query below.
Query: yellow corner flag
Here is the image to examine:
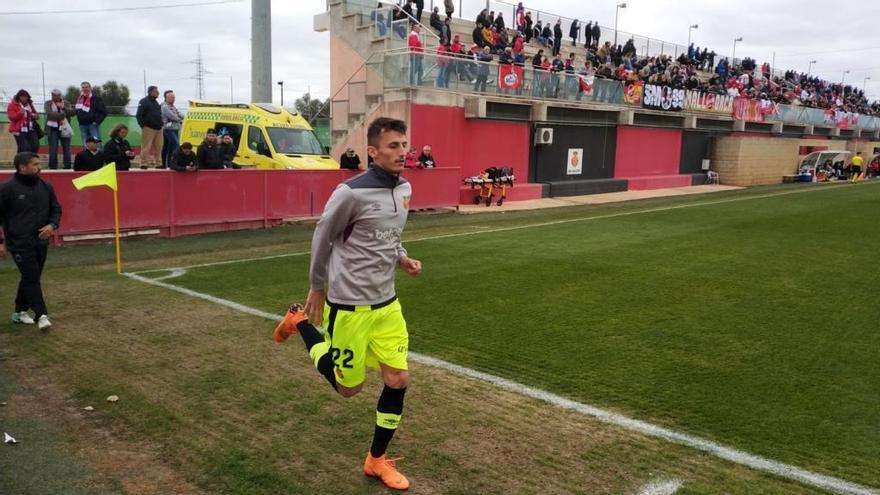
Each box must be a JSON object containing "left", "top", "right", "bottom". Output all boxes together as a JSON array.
[
  {"left": 71, "top": 162, "right": 122, "bottom": 273},
  {"left": 72, "top": 162, "right": 117, "bottom": 191}
]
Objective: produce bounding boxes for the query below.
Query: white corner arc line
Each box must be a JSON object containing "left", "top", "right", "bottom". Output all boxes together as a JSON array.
[
  {"left": 123, "top": 272, "right": 879, "bottom": 495},
  {"left": 637, "top": 479, "right": 684, "bottom": 495},
  {"left": 131, "top": 182, "right": 875, "bottom": 276},
  {"left": 152, "top": 268, "right": 188, "bottom": 281}
]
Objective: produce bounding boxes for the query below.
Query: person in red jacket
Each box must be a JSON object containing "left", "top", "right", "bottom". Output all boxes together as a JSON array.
[
  {"left": 436, "top": 43, "right": 451, "bottom": 88},
  {"left": 408, "top": 24, "right": 424, "bottom": 86},
  {"left": 7, "top": 90, "right": 40, "bottom": 153}
]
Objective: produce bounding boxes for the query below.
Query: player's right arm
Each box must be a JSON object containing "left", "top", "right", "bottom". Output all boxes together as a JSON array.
[{"left": 305, "top": 184, "right": 357, "bottom": 325}]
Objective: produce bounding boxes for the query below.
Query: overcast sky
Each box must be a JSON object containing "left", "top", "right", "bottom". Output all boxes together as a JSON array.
[{"left": 1, "top": 0, "right": 879, "bottom": 110}]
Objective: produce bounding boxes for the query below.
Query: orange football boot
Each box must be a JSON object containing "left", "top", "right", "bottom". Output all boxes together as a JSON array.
[
  {"left": 364, "top": 453, "right": 410, "bottom": 490},
  {"left": 273, "top": 303, "right": 308, "bottom": 343}
]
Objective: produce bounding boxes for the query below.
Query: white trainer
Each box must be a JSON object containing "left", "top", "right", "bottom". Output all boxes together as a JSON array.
[
  {"left": 11, "top": 312, "right": 35, "bottom": 325},
  {"left": 37, "top": 315, "right": 52, "bottom": 330}
]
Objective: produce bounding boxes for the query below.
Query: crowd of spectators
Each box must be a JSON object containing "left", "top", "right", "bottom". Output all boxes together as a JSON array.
[
  {"left": 6, "top": 81, "right": 243, "bottom": 171},
  {"left": 385, "top": 0, "right": 878, "bottom": 117}
]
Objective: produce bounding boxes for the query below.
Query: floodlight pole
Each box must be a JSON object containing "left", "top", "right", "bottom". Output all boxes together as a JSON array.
[{"left": 614, "top": 3, "right": 626, "bottom": 46}]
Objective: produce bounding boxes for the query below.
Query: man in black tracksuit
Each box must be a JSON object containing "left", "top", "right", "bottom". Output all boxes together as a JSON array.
[{"left": 0, "top": 152, "right": 62, "bottom": 330}]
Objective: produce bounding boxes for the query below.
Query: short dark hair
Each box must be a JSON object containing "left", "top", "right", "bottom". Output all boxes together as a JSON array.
[
  {"left": 148, "top": 85, "right": 158, "bottom": 93},
  {"left": 181, "top": 142, "right": 193, "bottom": 150},
  {"left": 164, "top": 90, "right": 174, "bottom": 98},
  {"left": 367, "top": 118, "right": 407, "bottom": 147},
  {"left": 14, "top": 152, "right": 39, "bottom": 171}
]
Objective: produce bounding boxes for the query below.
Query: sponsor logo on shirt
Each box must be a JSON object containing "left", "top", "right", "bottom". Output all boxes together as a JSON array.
[{"left": 374, "top": 228, "right": 402, "bottom": 241}]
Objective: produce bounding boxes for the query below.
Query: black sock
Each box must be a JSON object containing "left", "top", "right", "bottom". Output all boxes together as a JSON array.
[
  {"left": 370, "top": 386, "right": 406, "bottom": 458},
  {"left": 297, "top": 321, "right": 324, "bottom": 352},
  {"left": 315, "top": 352, "right": 337, "bottom": 390}
]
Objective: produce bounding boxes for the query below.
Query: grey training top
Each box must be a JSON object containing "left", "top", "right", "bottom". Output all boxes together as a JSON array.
[{"left": 309, "top": 166, "right": 411, "bottom": 306}]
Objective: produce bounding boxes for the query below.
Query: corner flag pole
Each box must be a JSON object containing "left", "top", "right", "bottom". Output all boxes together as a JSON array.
[
  {"left": 71, "top": 162, "right": 121, "bottom": 273},
  {"left": 113, "top": 188, "right": 121, "bottom": 274}
]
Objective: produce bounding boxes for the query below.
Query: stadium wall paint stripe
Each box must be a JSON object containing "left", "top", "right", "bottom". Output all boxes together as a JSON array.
[
  {"left": 123, "top": 271, "right": 880, "bottom": 495},
  {"left": 133, "top": 182, "right": 878, "bottom": 276}
]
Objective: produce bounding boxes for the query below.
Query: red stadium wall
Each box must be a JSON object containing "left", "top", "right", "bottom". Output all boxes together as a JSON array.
[
  {"left": 409, "top": 104, "right": 542, "bottom": 201},
  {"left": 0, "top": 168, "right": 461, "bottom": 242},
  {"left": 613, "top": 127, "right": 690, "bottom": 189},
  {"left": 409, "top": 104, "right": 530, "bottom": 179}
]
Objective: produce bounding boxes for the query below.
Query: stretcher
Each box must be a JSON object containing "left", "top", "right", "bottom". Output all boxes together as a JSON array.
[{"left": 463, "top": 167, "right": 516, "bottom": 206}]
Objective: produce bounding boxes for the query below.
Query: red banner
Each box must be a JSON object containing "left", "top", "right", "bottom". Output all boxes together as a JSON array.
[
  {"left": 577, "top": 74, "right": 594, "bottom": 95},
  {"left": 498, "top": 65, "right": 523, "bottom": 89},
  {"left": 624, "top": 81, "right": 644, "bottom": 105},
  {"left": 732, "top": 97, "right": 778, "bottom": 122}
]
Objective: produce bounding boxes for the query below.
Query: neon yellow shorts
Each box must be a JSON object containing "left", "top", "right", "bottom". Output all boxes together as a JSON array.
[{"left": 322, "top": 298, "right": 409, "bottom": 388}]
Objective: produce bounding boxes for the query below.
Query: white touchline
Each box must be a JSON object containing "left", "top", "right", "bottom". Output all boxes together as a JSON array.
[
  {"left": 132, "top": 182, "right": 876, "bottom": 276},
  {"left": 637, "top": 479, "right": 683, "bottom": 495},
  {"left": 124, "top": 272, "right": 879, "bottom": 495}
]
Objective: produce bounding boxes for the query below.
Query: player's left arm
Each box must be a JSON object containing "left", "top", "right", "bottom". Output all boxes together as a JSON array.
[{"left": 397, "top": 245, "right": 421, "bottom": 277}]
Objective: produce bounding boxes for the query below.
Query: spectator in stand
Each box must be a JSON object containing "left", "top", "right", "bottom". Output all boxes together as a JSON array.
[
  {"left": 476, "top": 8, "right": 488, "bottom": 27},
  {"left": 540, "top": 56, "right": 553, "bottom": 97},
  {"left": 472, "top": 22, "right": 485, "bottom": 48},
  {"left": 371, "top": 2, "right": 388, "bottom": 37},
  {"left": 73, "top": 136, "right": 105, "bottom": 171},
  {"left": 136, "top": 85, "right": 163, "bottom": 168},
  {"left": 523, "top": 12, "right": 533, "bottom": 43},
  {"left": 550, "top": 53, "right": 565, "bottom": 97},
  {"left": 439, "top": 17, "right": 452, "bottom": 45},
  {"left": 7, "top": 90, "right": 40, "bottom": 154},
  {"left": 103, "top": 123, "right": 136, "bottom": 171},
  {"left": 0, "top": 152, "right": 62, "bottom": 331},
  {"left": 44, "top": 90, "right": 74, "bottom": 170},
  {"left": 413, "top": 0, "right": 424, "bottom": 24},
  {"left": 339, "top": 147, "right": 362, "bottom": 170},
  {"left": 542, "top": 22, "right": 553, "bottom": 48},
  {"left": 401, "top": 1, "right": 414, "bottom": 22},
  {"left": 488, "top": 10, "right": 495, "bottom": 27},
  {"left": 591, "top": 22, "right": 601, "bottom": 49},
  {"left": 515, "top": 3, "right": 525, "bottom": 33},
  {"left": 408, "top": 24, "right": 424, "bottom": 86},
  {"left": 532, "top": 49, "right": 545, "bottom": 97},
  {"left": 444, "top": 0, "right": 454, "bottom": 18},
  {"left": 161, "top": 89, "right": 184, "bottom": 168},
  {"left": 716, "top": 58, "right": 729, "bottom": 84},
  {"left": 564, "top": 52, "right": 577, "bottom": 97},
  {"left": 494, "top": 12, "right": 505, "bottom": 32},
  {"left": 513, "top": 33, "right": 524, "bottom": 55},
  {"left": 495, "top": 26, "right": 510, "bottom": 51},
  {"left": 576, "top": 61, "right": 595, "bottom": 101},
  {"left": 170, "top": 142, "right": 198, "bottom": 172},
  {"left": 482, "top": 23, "right": 494, "bottom": 47},
  {"left": 197, "top": 129, "right": 225, "bottom": 169},
  {"left": 475, "top": 47, "right": 493, "bottom": 92},
  {"left": 418, "top": 145, "right": 436, "bottom": 168},
  {"left": 552, "top": 19, "right": 563, "bottom": 56},
  {"left": 75, "top": 82, "right": 107, "bottom": 148},
  {"left": 430, "top": 6, "right": 442, "bottom": 31},
  {"left": 436, "top": 42, "right": 451, "bottom": 88},
  {"left": 569, "top": 19, "right": 580, "bottom": 47},
  {"left": 584, "top": 20, "right": 593, "bottom": 48},
  {"left": 392, "top": 5, "right": 408, "bottom": 38}
]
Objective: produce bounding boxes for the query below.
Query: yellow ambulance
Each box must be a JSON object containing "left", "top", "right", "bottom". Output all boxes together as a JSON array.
[{"left": 181, "top": 101, "right": 339, "bottom": 169}]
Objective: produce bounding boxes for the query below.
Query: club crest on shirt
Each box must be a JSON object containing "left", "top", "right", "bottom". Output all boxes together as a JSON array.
[{"left": 402, "top": 195, "right": 411, "bottom": 209}]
